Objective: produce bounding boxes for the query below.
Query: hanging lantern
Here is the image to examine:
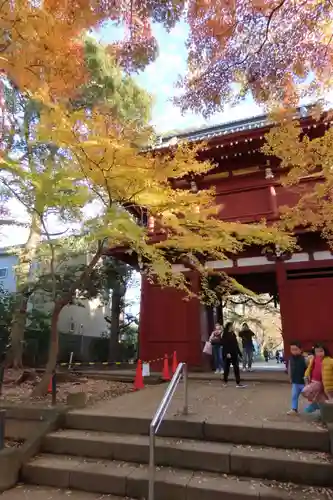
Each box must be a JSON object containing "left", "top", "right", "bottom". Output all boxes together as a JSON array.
[{"left": 265, "top": 167, "right": 274, "bottom": 179}]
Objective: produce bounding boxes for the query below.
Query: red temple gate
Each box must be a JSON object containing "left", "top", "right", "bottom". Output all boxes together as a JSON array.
[{"left": 109, "top": 111, "right": 333, "bottom": 367}]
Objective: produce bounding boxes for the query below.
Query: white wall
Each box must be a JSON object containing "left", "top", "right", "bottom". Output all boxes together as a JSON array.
[{"left": 58, "top": 298, "right": 110, "bottom": 337}]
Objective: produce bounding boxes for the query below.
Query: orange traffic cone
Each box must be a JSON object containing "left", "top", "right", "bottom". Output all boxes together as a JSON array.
[
  {"left": 162, "top": 354, "right": 171, "bottom": 381},
  {"left": 172, "top": 351, "right": 178, "bottom": 374},
  {"left": 133, "top": 360, "right": 145, "bottom": 391},
  {"left": 47, "top": 375, "right": 53, "bottom": 394}
]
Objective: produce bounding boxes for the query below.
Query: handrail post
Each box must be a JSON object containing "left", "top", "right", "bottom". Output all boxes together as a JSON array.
[
  {"left": 148, "top": 424, "right": 155, "bottom": 500},
  {"left": 148, "top": 362, "right": 189, "bottom": 500},
  {"left": 183, "top": 364, "right": 188, "bottom": 415}
]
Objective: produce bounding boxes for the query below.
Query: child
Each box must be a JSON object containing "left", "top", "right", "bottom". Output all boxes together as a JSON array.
[
  {"left": 287, "top": 341, "right": 307, "bottom": 415},
  {"left": 303, "top": 343, "right": 333, "bottom": 413}
]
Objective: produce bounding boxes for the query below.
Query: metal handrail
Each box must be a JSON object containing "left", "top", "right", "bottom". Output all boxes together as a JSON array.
[{"left": 148, "top": 362, "right": 188, "bottom": 500}]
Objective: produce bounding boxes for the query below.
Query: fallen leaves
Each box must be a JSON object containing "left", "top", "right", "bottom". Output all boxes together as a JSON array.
[{"left": 1, "top": 370, "right": 132, "bottom": 407}]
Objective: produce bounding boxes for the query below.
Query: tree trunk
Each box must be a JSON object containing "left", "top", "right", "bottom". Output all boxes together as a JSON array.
[
  {"left": 108, "top": 280, "right": 122, "bottom": 362},
  {"left": 7, "top": 212, "right": 42, "bottom": 368},
  {"left": 7, "top": 296, "right": 29, "bottom": 369},
  {"left": 31, "top": 304, "right": 62, "bottom": 397},
  {"left": 31, "top": 305, "right": 61, "bottom": 397},
  {"left": 30, "top": 243, "right": 104, "bottom": 397}
]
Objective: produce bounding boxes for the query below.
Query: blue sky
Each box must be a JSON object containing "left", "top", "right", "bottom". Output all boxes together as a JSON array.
[{"left": 97, "top": 21, "right": 263, "bottom": 133}]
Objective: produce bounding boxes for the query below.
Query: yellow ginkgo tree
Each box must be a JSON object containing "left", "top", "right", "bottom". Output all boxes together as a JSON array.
[
  {"left": 1, "top": 35, "right": 154, "bottom": 369},
  {"left": 263, "top": 112, "right": 333, "bottom": 243}
]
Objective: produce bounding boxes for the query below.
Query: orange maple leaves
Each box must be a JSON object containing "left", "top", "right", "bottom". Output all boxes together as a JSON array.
[
  {"left": 1, "top": 0, "right": 89, "bottom": 97},
  {"left": 0, "top": 0, "right": 156, "bottom": 99}
]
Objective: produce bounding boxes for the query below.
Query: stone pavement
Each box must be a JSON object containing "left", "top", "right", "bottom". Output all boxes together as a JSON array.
[
  {"left": 70, "top": 380, "right": 320, "bottom": 429},
  {"left": 0, "top": 485, "right": 134, "bottom": 499}
]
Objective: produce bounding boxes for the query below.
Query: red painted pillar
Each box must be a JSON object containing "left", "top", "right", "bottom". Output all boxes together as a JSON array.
[
  {"left": 138, "top": 277, "right": 149, "bottom": 363},
  {"left": 275, "top": 260, "right": 291, "bottom": 356},
  {"left": 186, "top": 271, "right": 203, "bottom": 367},
  {"left": 139, "top": 272, "right": 202, "bottom": 368}
]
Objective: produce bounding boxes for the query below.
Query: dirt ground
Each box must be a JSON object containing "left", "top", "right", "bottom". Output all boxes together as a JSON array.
[{"left": 1, "top": 369, "right": 133, "bottom": 407}]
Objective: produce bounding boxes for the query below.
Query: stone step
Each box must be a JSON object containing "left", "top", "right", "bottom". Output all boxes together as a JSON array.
[
  {"left": 0, "top": 485, "right": 132, "bottom": 500},
  {"left": 42, "top": 429, "right": 333, "bottom": 487},
  {"left": 21, "top": 454, "right": 332, "bottom": 500},
  {"left": 65, "top": 413, "right": 330, "bottom": 452}
]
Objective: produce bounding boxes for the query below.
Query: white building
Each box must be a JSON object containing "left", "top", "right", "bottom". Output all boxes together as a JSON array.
[{"left": 0, "top": 247, "right": 110, "bottom": 339}]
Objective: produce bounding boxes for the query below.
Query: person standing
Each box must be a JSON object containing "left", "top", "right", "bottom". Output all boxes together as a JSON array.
[
  {"left": 287, "top": 341, "right": 307, "bottom": 415},
  {"left": 239, "top": 323, "right": 255, "bottom": 371},
  {"left": 221, "top": 322, "right": 246, "bottom": 388},
  {"left": 209, "top": 323, "right": 223, "bottom": 374}
]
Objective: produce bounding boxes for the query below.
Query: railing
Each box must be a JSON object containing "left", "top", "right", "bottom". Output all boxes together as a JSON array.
[{"left": 148, "top": 362, "right": 188, "bottom": 500}]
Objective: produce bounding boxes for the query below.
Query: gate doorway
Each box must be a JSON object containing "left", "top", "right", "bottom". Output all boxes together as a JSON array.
[{"left": 203, "top": 271, "right": 283, "bottom": 371}]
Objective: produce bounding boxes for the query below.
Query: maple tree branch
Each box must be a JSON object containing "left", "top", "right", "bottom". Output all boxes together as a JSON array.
[
  {"left": 1, "top": 177, "right": 39, "bottom": 216},
  {"left": 324, "top": 32, "right": 333, "bottom": 58},
  {"left": 56, "top": 239, "right": 105, "bottom": 310},
  {"left": 71, "top": 125, "right": 116, "bottom": 209},
  {"left": 255, "top": 0, "right": 287, "bottom": 57},
  {"left": 189, "top": 0, "right": 288, "bottom": 89}
]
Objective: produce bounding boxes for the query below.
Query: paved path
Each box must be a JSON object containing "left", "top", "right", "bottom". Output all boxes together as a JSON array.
[
  {"left": 70, "top": 380, "right": 322, "bottom": 430},
  {"left": 74, "top": 360, "right": 288, "bottom": 384},
  {"left": 250, "top": 360, "right": 285, "bottom": 371}
]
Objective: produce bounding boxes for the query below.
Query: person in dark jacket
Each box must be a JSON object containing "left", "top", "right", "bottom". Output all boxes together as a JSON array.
[
  {"left": 287, "top": 341, "right": 307, "bottom": 415},
  {"left": 221, "top": 322, "right": 246, "bottom": 388},
  {"left": 239, "top": 323, "right": 256, "bottom": 371}
]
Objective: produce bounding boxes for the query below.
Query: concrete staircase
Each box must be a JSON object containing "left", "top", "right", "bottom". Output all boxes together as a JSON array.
[{"left": 21, "top": 413, "right": 333, "bottom": 499}]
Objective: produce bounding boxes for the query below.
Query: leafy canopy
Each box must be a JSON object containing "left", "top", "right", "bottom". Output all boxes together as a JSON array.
[
  {"left": 175, "top": 0, "right": 333, "bottom": 116},
  {"left": 0, "top": 0, "right": 178, "bottom": 99},
  {"left": 1, "top": 0, "right": 293, "bottom": 305},
  {"left": 4, "top": 0, "right": 332, "bottom": 117}
]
